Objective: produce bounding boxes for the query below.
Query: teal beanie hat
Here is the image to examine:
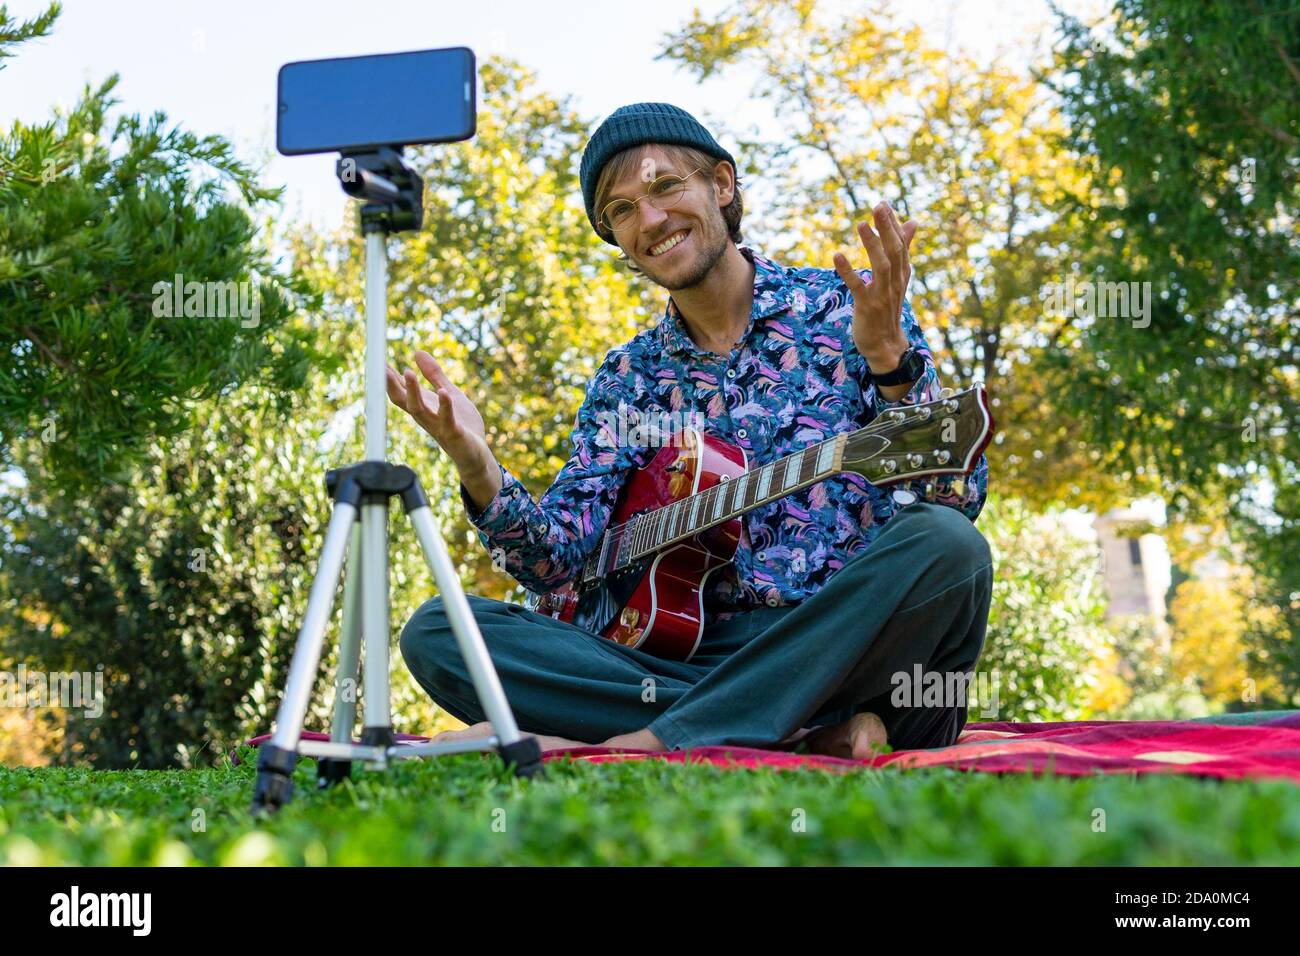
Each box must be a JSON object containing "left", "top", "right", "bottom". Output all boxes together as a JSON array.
[{"left": 579, "top": 103, "right": 736, "bottom": 247}]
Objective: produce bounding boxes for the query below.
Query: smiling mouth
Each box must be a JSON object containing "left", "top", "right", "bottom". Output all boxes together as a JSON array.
[{"left": 647, "top": 229, "right": 690, "bottom": 257}]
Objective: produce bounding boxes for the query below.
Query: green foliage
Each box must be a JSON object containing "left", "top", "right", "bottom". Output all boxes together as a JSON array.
[
  {"left": 0, "top": 3, "right": 318, "bottom": 491},
  {"left": 979, "top": 496, "right": 1114, "bottom": 721},
  {"left": 0, "top": 1, "right": 59, "bottom": 66},
  {"left": 1044, "top": 0, "right": 1300, "bottom": 695},
  {"left": 3, "top": 756, "right": 1299, "bottom": 865},
  {"left": 0, "top": 4, "right": 326, "bottom": 766},
  {"left": 1107, "top": 617, "right": 1214, "bottom": 719},
  {"left": 1, "top": 54, "right": 656, "bottom": 767},
  {"left": 657, "top": 0, "right": 1145, "bottom": 512},
  {"left": 0, "top": 387, "right": 334, "bottom": 767}
]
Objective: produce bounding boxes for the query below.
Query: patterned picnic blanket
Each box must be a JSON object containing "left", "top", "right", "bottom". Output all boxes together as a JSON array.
[
  {"left": 545, "top": 710, "right": 1300, "bottom": 782},
  {"left": 246, "top": 710, "right": 1300, "bottom": 783}
]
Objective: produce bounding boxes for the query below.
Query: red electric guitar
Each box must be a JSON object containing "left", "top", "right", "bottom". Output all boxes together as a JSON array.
[{"left": 526, "top": 386, "right": 994, "bottom": 660}]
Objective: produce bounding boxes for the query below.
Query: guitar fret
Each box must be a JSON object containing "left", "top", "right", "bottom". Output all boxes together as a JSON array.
[
  {"left": 756, "top": 463, "right": 773, "bottom": 502},
  {"left": 732, "top": 473, "right": 751, "bottom": 515},
  {"left": 816, "top": 439, "right": 836, "bottom": 474},
  {"left": 783, "top": 450, "right": 804, "bottom": 490},
  {"left": 712, "top": 480, "right": 729, "bottom": 520},
  {"left": 666, "top": 501, "right": 682, "bottom": 543},
  {"left": 689, "top": 490, "right": 704, "bottom": 533},
  {"left": 614, "top": 524, "right": 627, "bottom": 569},
  {"left": 598, "top": 530, "right": 611, "bottom": 575}
]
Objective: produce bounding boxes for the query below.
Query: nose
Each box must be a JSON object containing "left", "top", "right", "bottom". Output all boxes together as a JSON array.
[{"left": 636, "top": 200, "right": 669, "bottom": 237}]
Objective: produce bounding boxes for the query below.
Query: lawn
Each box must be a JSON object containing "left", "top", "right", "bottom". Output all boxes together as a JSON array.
[{"left": 3, "top": 748, "right": 1299, "bottom": 865}]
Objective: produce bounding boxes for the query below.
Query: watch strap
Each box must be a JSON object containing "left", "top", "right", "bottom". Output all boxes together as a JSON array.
[{"left": 870, "top": 346, "right": 923, "bottom": 386}]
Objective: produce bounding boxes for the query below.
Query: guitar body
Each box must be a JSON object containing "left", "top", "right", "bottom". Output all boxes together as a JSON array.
[{"left": 532, "top": 429, "right": 748, "bottom": 661}]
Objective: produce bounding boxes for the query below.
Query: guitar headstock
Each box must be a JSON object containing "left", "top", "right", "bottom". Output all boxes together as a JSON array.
[{"left": 840, "top": 385, "right": 994, "bottom": 486}]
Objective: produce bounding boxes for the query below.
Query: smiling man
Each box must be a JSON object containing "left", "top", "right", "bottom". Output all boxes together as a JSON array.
[{"left": 390, "top": 102, "right": 992, "bottom": 759}]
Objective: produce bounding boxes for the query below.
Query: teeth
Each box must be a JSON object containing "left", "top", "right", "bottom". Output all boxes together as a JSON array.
[{"left": 650, "top": 231, "right": 688, "bottom": 256}]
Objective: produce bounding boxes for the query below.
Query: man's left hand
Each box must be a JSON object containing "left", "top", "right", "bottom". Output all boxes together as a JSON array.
[{"left": 832, "top": 201, "right": 918, "bottom": 374}]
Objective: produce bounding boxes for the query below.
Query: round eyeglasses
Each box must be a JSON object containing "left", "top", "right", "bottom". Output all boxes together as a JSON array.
[{"left": 598, "top": 168, "right": 706, "bottom": 235}]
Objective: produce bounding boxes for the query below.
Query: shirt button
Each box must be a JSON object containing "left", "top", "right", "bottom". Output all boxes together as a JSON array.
[
  {"left": 726, "top": 368, "right": 737, "bottom": 378},
  {"left": 737, "top": 427, "right": 748, "bottom": 439},
  {"left": 766, "top": 593, "right": 781, "bottom": 607},
  {"left": 757, "top": 550, "right": 767, "bottom": 561}
]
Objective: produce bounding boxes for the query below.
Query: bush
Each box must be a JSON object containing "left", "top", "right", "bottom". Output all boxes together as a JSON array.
[{"left": 975, "top": 495, "right": 1115, "bottom": 721}]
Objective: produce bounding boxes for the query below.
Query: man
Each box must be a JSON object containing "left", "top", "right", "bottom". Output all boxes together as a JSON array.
[{"left": 389, "top": 103, "right": 992, "bottom": 759}]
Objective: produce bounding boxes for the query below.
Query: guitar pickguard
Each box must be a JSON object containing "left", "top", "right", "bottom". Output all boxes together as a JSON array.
[{"left": 571, "top": 556, "right": 653, "bottom": 636}]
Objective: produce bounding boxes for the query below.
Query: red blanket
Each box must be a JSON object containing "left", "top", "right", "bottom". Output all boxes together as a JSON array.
[
  {"left": 245, "top": 711, "right": 1300, "bottom": 783},
  {"left": 550, "top": 711, "right": 1300, "bottom": 782}
]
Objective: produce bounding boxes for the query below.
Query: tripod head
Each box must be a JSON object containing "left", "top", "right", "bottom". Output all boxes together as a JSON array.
[{"left": 336, "top": 147, "right": 425, "bottom": 234}]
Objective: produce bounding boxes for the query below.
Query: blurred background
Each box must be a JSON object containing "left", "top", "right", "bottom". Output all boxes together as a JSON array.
[{"left": 2, "top": 0, "right": 1296, "bottom": 767}]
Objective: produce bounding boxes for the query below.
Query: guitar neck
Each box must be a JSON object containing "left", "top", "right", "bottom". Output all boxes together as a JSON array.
[
  {"left": 579, "top": 435, "right": 846, "bottom": 587},
  {"left": 578, "top": 387, "right": 991, "bottom": 587}
]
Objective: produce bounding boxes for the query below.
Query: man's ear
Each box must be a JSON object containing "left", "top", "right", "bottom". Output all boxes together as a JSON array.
[{"left": 713, "top": 162, "right": 736, "bottom": 207}]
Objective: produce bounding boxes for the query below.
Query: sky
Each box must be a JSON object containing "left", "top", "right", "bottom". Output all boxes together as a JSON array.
[{"left": 1, "top": 0, "right": 1095, "bottom": 230}]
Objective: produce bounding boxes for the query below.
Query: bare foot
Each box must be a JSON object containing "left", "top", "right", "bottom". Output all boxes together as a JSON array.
[
  {"left": 531, "top": 734, "right": 591, "bottom": 753},
  {"left": 802, "top": 712, "right": 889, "bottom": 760},
  {"left": 430, "top": 721, "right": 592, "bottom": 754},
  {"left": 431, "top": 720, "right": 495, "bottom": 743}
]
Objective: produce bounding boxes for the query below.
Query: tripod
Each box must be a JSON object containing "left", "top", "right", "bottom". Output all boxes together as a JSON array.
[{"left": 252, "top": 148, "right": 542, "bottom": 813}]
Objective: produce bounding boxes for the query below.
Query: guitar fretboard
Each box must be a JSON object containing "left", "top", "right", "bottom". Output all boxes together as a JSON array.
[{"left": 583, "top": 433, "right": 845, "bottom": 584}]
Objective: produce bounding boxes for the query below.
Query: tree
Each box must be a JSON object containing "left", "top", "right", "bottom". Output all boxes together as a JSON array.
[
  {"left": 2, "top": 55, "right": 665, "bottom": 765},
  {"left": 655, "top": 0, "right": 1149, "bottom": 510},
  {"left": 0, "top": 4, "right": 322, "bottom": 765},
  {"left": 977, "top": 495, "right": 1117, "bottom": 721},
  {"left": 1045, "top": 0, "right": 1299, "bottom": 697},
  {"left": 0, "top": 3, "right": 318, "bottom": 492}
]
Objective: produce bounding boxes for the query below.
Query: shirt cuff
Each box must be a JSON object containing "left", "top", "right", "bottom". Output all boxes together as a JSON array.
[
  {"left": 869, "top": 366, "right": 930, "bottom": 415},
  {"left": 459, "top": 461, "right": 531, "bottom": 536}
]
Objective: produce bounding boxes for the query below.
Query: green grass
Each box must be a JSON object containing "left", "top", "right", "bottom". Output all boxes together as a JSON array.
[{"left": 2, "top": 749, "right": 1298, "bottom": 865}]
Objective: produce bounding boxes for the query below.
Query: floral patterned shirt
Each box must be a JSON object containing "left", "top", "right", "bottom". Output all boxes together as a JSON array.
[{"left": 460, "top": 245, "right": 989, "bottom": 620}]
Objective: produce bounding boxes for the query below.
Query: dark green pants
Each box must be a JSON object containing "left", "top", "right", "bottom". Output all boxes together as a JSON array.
[{"left": 399, "top": 502, "right": 993, "bottom": 751}]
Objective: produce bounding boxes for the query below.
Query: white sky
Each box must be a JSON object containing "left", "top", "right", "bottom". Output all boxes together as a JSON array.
[{"left": 2, "top": 0, "right": 1095, "bottom": 230}]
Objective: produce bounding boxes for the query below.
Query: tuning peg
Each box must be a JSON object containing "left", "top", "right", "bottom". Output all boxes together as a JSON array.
[{"left": 939, "top": 387, "right": 956, "bottom": 399}]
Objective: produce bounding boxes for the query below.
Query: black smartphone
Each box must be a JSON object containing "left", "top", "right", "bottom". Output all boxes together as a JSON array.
[{"left": 277, "top": 46, "right": 476, "bottom": 155}]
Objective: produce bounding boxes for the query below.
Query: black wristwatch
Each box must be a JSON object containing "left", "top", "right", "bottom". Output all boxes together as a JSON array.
[{"left": 869, "top": 346, "right": 925, "bottom": 386}]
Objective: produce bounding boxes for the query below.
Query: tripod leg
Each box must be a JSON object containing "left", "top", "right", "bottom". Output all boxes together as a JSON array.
[
  {"left": 359, "top": 498, "right": 394, "bottom": 749},
  {"left": 252, "top": 500, "right": 357, "bottom": 814},
  {"left": 406, "top": 503, "right": 543, "bottom": 777},
  {"left": 319, "top": 522, "right": 363, "bottom": 788}
]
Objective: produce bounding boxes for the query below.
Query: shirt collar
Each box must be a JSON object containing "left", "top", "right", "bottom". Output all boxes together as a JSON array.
[{"left": 656, "top": 245, "right": 795, "bottom": 357}]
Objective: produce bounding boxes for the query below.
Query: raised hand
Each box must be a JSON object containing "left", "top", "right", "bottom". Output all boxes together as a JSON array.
[
  {"left": 385, "top": 349, "right": 494, "bottom": 482},
  {"left": 831, "top": 201, "right": 918, "bottom": 374}
]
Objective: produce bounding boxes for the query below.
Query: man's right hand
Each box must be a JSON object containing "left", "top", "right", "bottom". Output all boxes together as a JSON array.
[{"left": 385, "top": 350, "right": 502, "bottom": 509}]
